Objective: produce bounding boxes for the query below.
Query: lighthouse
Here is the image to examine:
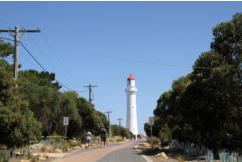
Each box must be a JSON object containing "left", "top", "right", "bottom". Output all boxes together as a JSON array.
[{"left": 125, "top": 74, "right": 138, "bottom": 140}]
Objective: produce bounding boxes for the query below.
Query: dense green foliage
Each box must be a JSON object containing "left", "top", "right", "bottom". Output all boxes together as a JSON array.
[
  {"left": 0, "top": 40, "right": 109, "bottom": 148},
  {"left": 111, "top": 124, "right": 133, "bottom": 139},
  {"left": 0, "top": 40, "right": 14, "bottom": 58},
  {"left": 146, "top": 13, "right": 242, "bottom": 152},
  {"left": 0, "top": 66, "right": 40, "bottom": 148}
]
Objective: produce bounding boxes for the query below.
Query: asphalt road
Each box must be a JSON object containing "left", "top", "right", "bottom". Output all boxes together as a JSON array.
[
  {"left": 97, "top": 143, "right": 148, "bottom": 162},
  {"left": 54, "top": 141, "right": 151, "bottom": 162}
]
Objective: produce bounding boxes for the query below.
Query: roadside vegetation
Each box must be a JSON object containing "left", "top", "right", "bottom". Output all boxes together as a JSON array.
[
  {"left": 0, "top": 37, "right": 133, "bottom": 161},
  {"left": 144, "top": 13, "right": 242, "bottom": 160}
]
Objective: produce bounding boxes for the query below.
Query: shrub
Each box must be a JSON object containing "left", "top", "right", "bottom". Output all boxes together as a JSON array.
[
  {"left": 178, "top": 156, "right": 185, "bottom": 162},
  {"left": 0, "top": 150, "right": 10, "bottom": 162},
  {"left": 147, "top": 136, "right": 161, "bottom": 149},
  {"left": 69, "top": 139, "right": 79, "bottom": 147}
]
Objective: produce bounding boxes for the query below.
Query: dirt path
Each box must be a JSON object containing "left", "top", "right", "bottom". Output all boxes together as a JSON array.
[{"left": 56, "top": 142, "right": 133, "bottom": 162}]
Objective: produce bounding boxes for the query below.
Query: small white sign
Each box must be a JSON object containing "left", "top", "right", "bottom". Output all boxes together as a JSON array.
[
  {"left": 149, "top": 117, "right": 154, "bottom": 126},
  {"left": 63, "top": 117, "right": 69, "bottom": 126}
]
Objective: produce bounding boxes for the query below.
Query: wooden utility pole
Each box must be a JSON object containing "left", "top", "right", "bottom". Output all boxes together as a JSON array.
[
  {"left": 14, "top": 26, "right": 19, "bottom": 79},
  {"left": 118, "top": 118, "right": 123, "bottom": 127},
  {"left": 83, "top": 84, "right": 98, "bottom": 103},
  {"left": 105, "top": 111, "right": 112, "bottom": 138},
  {"left": 0, "top": 26, "right": 40, "bottom": 79}
]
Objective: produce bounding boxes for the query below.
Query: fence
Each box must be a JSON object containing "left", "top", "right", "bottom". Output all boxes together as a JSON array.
[
  {"left": 205, "top": 151, "right": 242, "bottom": 162},
  {"left": 169, "top": 140, "right": 242, "bottom": 162},
  {"left": 0, "top": 149, "right": 16, "bottom": 161}
]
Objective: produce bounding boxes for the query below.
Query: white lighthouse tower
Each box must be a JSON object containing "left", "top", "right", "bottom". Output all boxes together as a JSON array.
[{"left": 125, "top": 74, "right": 138, "bottom": 140}]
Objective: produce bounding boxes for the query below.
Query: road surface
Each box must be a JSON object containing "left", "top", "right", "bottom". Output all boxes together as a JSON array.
[
  {"left": 97, "top": 144, "right": 147, "bottom": 162},
  {"left": 54, "top": 141, "right": 151, "bottom": 162}
]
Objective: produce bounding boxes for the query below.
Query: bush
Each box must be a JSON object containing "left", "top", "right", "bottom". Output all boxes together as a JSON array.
[
  {"left": 0, "top": 150, "right": 10, "bottom": 162},
  {"left": 40, "top": 145, "right": 53, "bottom": 152},
  {"left": 47, "top": 134, "right": 63, "bottom": 144},
  {"left": 114, "top": 136, "right": 123, "bottom": 142},
  {"left": 69, "top": 139, "right": 79, "bottom": 147},
  {"left": 159, "top": 124, "right": 172, "bottom": 146},
  {"left": 147, "top": 136, "right": 161, "bottom": 149}
]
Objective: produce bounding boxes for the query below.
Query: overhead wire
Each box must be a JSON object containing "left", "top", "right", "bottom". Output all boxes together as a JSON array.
[
  {"left": 23, "top": 35, "right": 74, "bottom": 87},
  {"left": 0, "top": 36, "right": 85, "bottom": 92},
  {"left": 82, "top": 52, "right": 236, "bottom": 70},
  {"left": 39, "top": 32, "right": 77, "bottom": 86},
  {"left": 0, "top": 36, "right": 238, "bottom": 77},
  {"left": 0, "top": 11, "right": 238, "bottom": 72},
  {"left": 0, "top": 12, "right": 84, "bottom": 92},
  {"left": 19, "top": 41, "right": 83, "bottom": 92}
]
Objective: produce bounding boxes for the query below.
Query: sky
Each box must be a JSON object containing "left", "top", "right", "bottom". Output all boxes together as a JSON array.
[{"left": 0, "top": 1, "right": 241, "bottom": 135}]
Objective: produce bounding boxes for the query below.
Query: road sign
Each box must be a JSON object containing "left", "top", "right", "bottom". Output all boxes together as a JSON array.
[
  {"left": 63, "top": 117, "right": 69, "bottom": 126},
  {"left": 149, "top": 117, "right": 154, "bottom": 126}
]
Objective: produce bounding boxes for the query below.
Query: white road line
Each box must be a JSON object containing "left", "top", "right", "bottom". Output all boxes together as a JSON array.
[
  {"left": 134, "top": 144, "right": 153, "bottom": 162},
  {"left": 142, "top": 155, "right": 153, "bottom": 162}
]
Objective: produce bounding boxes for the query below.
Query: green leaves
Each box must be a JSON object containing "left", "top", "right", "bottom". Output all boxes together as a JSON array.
[
  {"left": 0, "top": 67, "right": 40, "bottom": 148},
  {"left": 0, "top": 40, "right": 14, "bottom": 58},
  {"left": 149, "top": 13, "right": 242, "bottom": 152}
]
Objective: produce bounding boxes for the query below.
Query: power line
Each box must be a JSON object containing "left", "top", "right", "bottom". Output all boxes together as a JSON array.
[
  {"left": 82, "top": 52, "right": 238, "bottom": 71},
  {"left": 0, "top": 36, "right": 14, "bottom": 42},
  {"left": 24, "top": 35, "right": 74, "bottom": 87},
  {"left": 1, "top": 36, "right": 238, "bottom": 71},
  {"left": 19, "top": 41, "right": 75, "bottom": 91},
  {"left": 19, "top": 41, "right": 49, "bottom": 72},
  {"left": 0, "top": 26, "right": 41, "bottom": 79},
  {"left": 0, "top": 36, "right": 84, "bottom": 92},
  {"left": 39, "top": 32, "right": 76, "bottom": 86}
]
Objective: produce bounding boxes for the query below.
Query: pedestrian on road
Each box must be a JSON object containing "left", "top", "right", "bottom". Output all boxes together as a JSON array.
[
  {"left": 100, "top": 127, "right": 107, "bottom": 148},
  {"left": 86, "top": 130, "right": 93, "bottom": 149}
]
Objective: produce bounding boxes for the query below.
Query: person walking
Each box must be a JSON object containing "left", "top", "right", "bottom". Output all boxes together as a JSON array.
[
  {"left": 100, "top": 127, "right": 107, "bottom": 148},
  {"left": 86, "top": 130, "right": 93, "bottom": 149}
]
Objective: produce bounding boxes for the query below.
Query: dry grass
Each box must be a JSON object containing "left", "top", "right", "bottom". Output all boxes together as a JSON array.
[
  {"left": 178, "top": 156, "right": 185, "bottom": 162},
  {"left": 40, "top": 145, "right": 53, "bottom": 153}
]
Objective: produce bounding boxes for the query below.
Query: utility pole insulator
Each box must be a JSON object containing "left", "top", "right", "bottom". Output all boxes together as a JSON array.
[{"left": 83, "top": 84, "right": 98, "bottom": 103}]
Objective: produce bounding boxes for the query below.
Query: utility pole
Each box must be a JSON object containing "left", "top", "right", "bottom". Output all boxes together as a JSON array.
[
  {"left": 83, "top": 84, "right": 98, "bottom": 103},
  {"left": 105, "top": 111, "right": 112, "bottom": 138},
  {"left": 117, "top": 118, "right": 123, "bottom": 127},
  {"left": 0, "top": 26, "right": 40, "bottom": 79}
]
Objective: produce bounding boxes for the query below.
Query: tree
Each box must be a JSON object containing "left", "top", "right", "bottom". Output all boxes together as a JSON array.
[
  {"left": 18, "top": 70, "right": 62, "bottom": 136},
  {"left": 149, "top": 13, "right": 242, "bottom": 152},
  {"left": 59, "top": 91, "right": 82, "bottom": 137},
  {"left": 0, "top": 39, "right": 14, "bottom": 74},
  {"left": 178, "top": 13, "right": 242, "bottom": 152},
  {"left": 77, "top": 98, "right": 109, "bottom": 135},
  {"left": 180, "top": 51, "right": 242, "bottom": 151},
  {"left": 111, "top": 125, "right": 121, "bottom": 136},
  {"left": 150, "top": 76, "right": 191, "bottom": 143},
  {"left": 120, "top": 127, "right": 133, "bottom": 139},
  {"left": 0, "top": 39, "right": 14, "bottom": 58},
  {"left": 0, "top": 66, "right": 40, "bottom": 148}
]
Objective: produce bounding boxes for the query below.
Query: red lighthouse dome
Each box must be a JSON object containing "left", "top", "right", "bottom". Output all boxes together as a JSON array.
[{"left": 127, "top": 74, "right": 135, "bottom": 80}]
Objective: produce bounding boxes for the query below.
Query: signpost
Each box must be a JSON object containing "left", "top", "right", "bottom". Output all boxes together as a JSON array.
[
  {"left": 63, "top": 117, "right": 69, "bottom": 140},
  {"left": 149, "top": 117, "right": 154, "bottom": 137}
]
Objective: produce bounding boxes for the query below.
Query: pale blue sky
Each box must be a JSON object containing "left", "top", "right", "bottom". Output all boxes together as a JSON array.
[{"left": 0, "top": 1, "right": 241, "bottom": 134}]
